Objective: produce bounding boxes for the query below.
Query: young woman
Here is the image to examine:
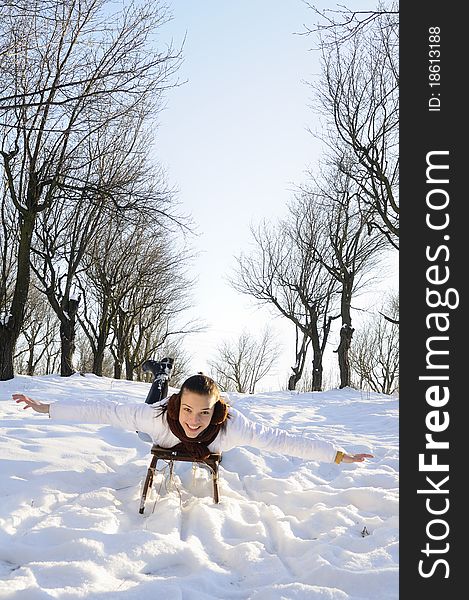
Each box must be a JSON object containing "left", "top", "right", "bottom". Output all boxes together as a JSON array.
[{"left": 12, "top": 374, "right": 373, "bottom": 465}]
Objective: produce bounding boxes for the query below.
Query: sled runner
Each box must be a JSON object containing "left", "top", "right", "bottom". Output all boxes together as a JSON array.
[{"left": 139, "top": 444, "right": 222, "bottom": 513}]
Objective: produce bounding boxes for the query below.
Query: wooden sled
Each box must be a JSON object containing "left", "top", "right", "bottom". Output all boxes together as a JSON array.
[{"left": 139, "top": 445, "right": 222, "bottom": 514}]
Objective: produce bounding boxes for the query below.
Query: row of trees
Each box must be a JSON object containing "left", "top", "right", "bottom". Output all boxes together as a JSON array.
[
  {"left": 206, "top": 290, "right": 398, "bottom": 395},
  {"left": 0, "top": 0, "right": 198, "bottom": 381},
  {"left": 225, "top": 3, "right": 399, "bottom": 392},
  {"left": 13, "top": 213, "right": 199, "bottom": 382}
]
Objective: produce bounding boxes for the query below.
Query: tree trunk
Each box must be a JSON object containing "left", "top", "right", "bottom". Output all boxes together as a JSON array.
[
  {"left": 89, "top": 299, "right": 111, "bottom": 376},
  {"left": 92, "top": 325, "right": 109, "bottom": 376},
  {"left": 337, "top": 323, "right": 354, "bottom": 388},
  {"left": 113, "top": 360, "right": 122, "bottom": 380},
  {"left": 112, "top": 308, "right": 127, "bottom": 379},
  {"left": 0, "top": 324, "right": 15, "bottom": 380},
  {"left": 336, "top": 277, "right": 354, "bottom": 388},
  {"left": 92, "top": 349, "right": 105, "bottom": 377},
  {"left": 125, "top": 356, "right": 133, "bottom": 381},
  {"left": 59, "top": 298, "right": 79, "bottom": 376},
  {"left": 113, "top": 341, "right": 125, "bottom": 379},
  {"left": 0, "top": 211, "right": 36, "bottom": 380},
  {"left": 311, "top": 352, "right": 323, "bottom": 392},
  {"left": 27, "top": 344, "right": 35, "bottom": 376},
  {"left": 310, "top": 328, "right": 324, "bottom": 391},
  {"left": 288, "top": 329, "right": 310, "bottom": 391},
  {"left": 60, "top": 320, "right": 75, "bottom": 376},
  {"left": 288, "top": 371, "right": 300, "bottom": 391}
]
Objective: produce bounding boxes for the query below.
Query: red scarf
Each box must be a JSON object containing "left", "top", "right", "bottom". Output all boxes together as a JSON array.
[{"left": 164, "top": 393, "right": 229, "bottom": 460}]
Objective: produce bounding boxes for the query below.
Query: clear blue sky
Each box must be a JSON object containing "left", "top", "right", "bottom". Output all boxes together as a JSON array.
[{"left": 153, "top": 0, "right": 397, "bottom": 389}]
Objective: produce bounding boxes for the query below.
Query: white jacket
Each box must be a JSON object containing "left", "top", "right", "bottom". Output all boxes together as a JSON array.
[{"left": 49, "top": 399, "right": 342, "bottom": 463}]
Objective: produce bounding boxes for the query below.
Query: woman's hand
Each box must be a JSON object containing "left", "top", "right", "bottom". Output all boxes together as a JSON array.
[
  {"left": 342, "top": 453, "right": 374, "bottom": 463},
  {"left": 13, "top": 394, "right": 50, "bottom": 414}
]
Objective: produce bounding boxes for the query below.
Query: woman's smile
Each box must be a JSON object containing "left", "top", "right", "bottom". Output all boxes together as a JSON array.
[{"left": 185, "top": 423, "right": 202, "bottom": 433}]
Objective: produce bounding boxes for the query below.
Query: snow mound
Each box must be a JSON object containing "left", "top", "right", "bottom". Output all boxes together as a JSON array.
[{"left": 0, "top": 375, "right": 398, "bottom": 599}]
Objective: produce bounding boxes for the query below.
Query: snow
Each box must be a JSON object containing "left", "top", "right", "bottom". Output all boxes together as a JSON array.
[{"left": 0, "top": 374, "right": 398, "bottom": 599}]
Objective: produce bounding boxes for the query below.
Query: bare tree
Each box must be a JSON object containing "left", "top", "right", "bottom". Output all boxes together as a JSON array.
[
  {"left": 232, "top": 219, "right": 339, "bottom": 391},
  {"left": 76, "top": 215, "right": 134, "bottom": 377},
  {"left": 30, "top": 108, "right": 178, "bottom": 376},
  {"left": 296, "top": 173, "right": 387, "bottom": 388},
  {"left": 77, "top": 212, "right": 201, "bottom": 381},
  {"left": 233, "top": 169, "right": 385, "bottom": 392},
  {"left": 30, "top": 188, "right": 101, "bottom": 376},
  {"left": 308, "top": 4, "right": 399, "bottom": 249},
  {"left": 350, "top": 292, "right": 399, "bottom": 394},
  {"left": 0, "top": 0, "right": 181, "bottom": 380},
  {"left": 209, "top": 329, "right": 281, "bottom": 394}
]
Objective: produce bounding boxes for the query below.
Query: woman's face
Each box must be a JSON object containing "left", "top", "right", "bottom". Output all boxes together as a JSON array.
[{"left": 178, "top": 390, "right": 217, "bottom": 438}]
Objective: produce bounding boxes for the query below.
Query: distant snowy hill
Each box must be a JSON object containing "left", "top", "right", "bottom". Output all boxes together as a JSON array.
[{"left": 0, "top": 374, "right": 398, "bottom": 600}]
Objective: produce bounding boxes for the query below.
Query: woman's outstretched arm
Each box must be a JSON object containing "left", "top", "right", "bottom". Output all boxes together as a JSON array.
[
  {"left": 224, "top": 407, "right": 374, "bottom": 464},
  {"left": 12, "top": 393, "right": 166, "bottom": 442},
  {"left": 13, "top": 394, "right": 50, "bottom": 414}
]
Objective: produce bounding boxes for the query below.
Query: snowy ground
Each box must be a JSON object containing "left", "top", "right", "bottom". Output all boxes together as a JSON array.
[{"left": 0, "top": 374, "right": 398, "bottom": 600}]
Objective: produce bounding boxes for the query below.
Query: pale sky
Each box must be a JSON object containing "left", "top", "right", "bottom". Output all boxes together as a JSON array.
[{"left": 153, "top": 0, "right": 397, "bottom": 390}]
